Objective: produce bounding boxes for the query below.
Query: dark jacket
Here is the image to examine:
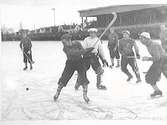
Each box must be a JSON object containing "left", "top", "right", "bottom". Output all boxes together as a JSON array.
[
  {"left": 63, "top": 41, "right": 86, "bottom": 61},
  {"left": 20, "top": 37, "right": 32, "bottom": 52},
  {"left": 108, "top": 32, "right": 118, "bottom": 48},
  {"left": 119, "top": 38, "right": 139, "bottom": 56},
  {"left": 160, "top": 30, "right": 167, "bottom": 52},
  {"left": 146, "top": 40, "right": 167, "bottom": 62}
]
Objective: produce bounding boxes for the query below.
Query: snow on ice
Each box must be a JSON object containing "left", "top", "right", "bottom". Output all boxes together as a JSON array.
[{"left": 1, "top": 41, "right": 167, "bottom": 120}]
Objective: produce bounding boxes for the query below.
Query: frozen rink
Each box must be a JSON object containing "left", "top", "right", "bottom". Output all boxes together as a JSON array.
[{"left": 1, "top": 41, "right": 167, "bottom": 120}]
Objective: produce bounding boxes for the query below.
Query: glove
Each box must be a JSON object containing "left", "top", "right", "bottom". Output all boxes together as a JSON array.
[
  {"left": 136, "top": 53, "right": 140, "bottom": 59},
  {"left": 102, "top": 59, "right": 109, "bottom": 67}
]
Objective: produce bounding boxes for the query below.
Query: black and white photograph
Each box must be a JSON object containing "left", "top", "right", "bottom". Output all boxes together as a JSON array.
[{"left": 0, "top": 0, "right": 167, "bottom": 125}]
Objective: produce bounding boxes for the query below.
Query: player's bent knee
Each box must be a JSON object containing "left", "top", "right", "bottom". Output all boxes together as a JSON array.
[
  {"left": 121, "top": 66, "right": 127, "bottom": 72},
  {"left": 96, "top": 68, "right": 104, "bottom": 75},
  {"left": 145, "top": 74, "right": 158, "bottom": 85}
]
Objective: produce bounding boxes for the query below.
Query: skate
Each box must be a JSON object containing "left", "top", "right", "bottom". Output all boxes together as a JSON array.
[
  {"left": 30, "top": 65, "right": 33, "bottom": 70},
  {"left": 54, "top": 84, "right": 63, "bottom": 102},
  {"left": 135, "top": 72, "right": 141, "bottom": 83},
  {"left": 96, "top": 74, "right": 107, "bottom": 90},
  {"left": 23, "top": 66, "right": 28, "bottom": 70},
  {"left": 150, "top": 90, "right": 163, "bottom": 98},
  {"left": 97, "top": 84, "right": 107, "bottom": 90},
  {"left": 109, "top": 65, "right": 113, "bottom": 69},
  {"left": 127, "top": 75, "right": 133, "bottom": 81},
  {"left": 83, "top": 95, "right": 90, "bottom": 103},
  {"left": 136, "top": 78, "right": 141, "bottom": 83},
  {"left": 53, "top": 93, "right": 59, "bottom": 101},
  {"left": 74, "top": 82, "right": 81, "bottom": 90},
  {"left": 116, "top": 64, "right": 120, "bottom": 68},
  {"left": 32, "top": 60, "right": 35, "bottom": 64}
]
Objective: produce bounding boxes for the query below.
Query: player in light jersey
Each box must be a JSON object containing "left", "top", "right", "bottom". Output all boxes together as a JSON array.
[{"left": 75, "top": 28, "right": 108, "bottom": 90}]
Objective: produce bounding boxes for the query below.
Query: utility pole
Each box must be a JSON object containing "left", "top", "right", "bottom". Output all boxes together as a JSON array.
[
  {"left": 52, "top": 8, "right": 55, "bottom": 27},
  {"left": 19, "top": 22, "right": 23, "bottom": 30},
  {"left": 34, "top": 24, "right": 35, "bottom": 30}
]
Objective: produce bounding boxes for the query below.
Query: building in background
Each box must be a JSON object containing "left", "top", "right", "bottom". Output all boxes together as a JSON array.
[
  {"left": 79, "top": 4, "right": 167, "bottom": 29},
  {"left": 2, "top": 4, "right": 167, "bottom": 41}
]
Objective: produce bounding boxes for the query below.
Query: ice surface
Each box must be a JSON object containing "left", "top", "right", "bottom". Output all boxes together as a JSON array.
[{"left": 1, "top": 41, "right": 167, "bottom": 120}]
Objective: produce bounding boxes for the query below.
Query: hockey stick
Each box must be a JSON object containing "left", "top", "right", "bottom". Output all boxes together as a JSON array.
[
  {"left": 22, "top": 49, "right": 34, "bottom": 64},
  {"left": 88, "top": 12, "right": 117, "bottom": 67},
  {"left": 127, "top": 56, "right": 136, "bottom": 59},
  {"left": 92, "top": 12, "right": 117, "bottom": 47}
]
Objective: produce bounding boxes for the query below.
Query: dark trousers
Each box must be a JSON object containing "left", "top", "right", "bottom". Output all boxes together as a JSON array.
[
  {"left": 83, "top": 54, "right": 104, "bottom": 75},
  {"left": 76, "top": 54, "right": 104, "bottom": 86},
  {"left": 146, "top": 58, "right": 167, "bottom": 85},
  {"left": 164, "top": 48, "right": 167, "bottom": 53},
  {"left": 58, "top": 59, "right": 89, "bottom": 87},
  {"left": 121, "top": 55, "right": 140, "bottom": 77},
  {"left": 23, "top": 50, "right": 33, "bottom": 64},
  {"left": 108, "top": 46, "right": 120, "bottom": 59}
]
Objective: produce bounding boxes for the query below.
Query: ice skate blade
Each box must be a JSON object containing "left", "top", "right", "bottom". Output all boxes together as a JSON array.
[
  {"left": 23, "top": 68, "right": 28, "bottom": 70},
  {"left": 97, "top": 87, "right": 107, "bottom": 90},
  {"left": 150, "top": 95, "right": 163, "bottom": 99},
  {"left": 136, "top": 80, "right": 142, "bottom": 83},
  {"left": 53, "top": 95, "right": 59, "bottom": 102},
  {"left": 84, "top": 98, "right": 90, "bottom": 104}
]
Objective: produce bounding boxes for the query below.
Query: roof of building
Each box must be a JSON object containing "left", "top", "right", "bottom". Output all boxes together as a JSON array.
[{"left": 79, "top": 4, "right": 167, "bottom": 17}]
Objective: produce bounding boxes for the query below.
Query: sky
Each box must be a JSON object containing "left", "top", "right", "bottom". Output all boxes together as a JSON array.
[{"left": 0, "top": 0, "right": 167, "bottom": 31}]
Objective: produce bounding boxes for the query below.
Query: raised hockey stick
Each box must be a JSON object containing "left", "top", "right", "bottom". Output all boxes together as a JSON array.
[
  {"left": 127, "top": 56, "right": 136, "bottom": 59},
  {"left": 92, "top": 12, "right": 117, "bottom": 47}
]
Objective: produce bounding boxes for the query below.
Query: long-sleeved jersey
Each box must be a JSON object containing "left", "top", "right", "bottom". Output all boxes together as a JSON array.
[
  {"left": 108, "top": 32, "right": 118, "bottom": 49},
  {"left": 63, "top": 41, "right": 85, "bottom": 61},
  {"left": 146, "top": 40, "right": 167, "bottom": 62},
  {"left": 160, "top": 29, "right": 167, "bottom": 52},
  {"left": 81, "top": 36, "right": 105, "bottom": 60},
  {"left": 119, "top": 38, "right": 139, "bottom": 56},
  {"left": 20, "top": 37, "right": 32, "bottom": 52}
]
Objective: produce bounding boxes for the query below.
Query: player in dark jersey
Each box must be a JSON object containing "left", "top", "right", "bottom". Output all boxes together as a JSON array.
[
  {"left": 119, "top": 30, "right": 141, "bottom": 83},
  {"left": 53, "top": 34, "right": 93, "bottom": 103},
  {"left": 20, "top": 30, "right": 34, "bottom": 70},
  {"left": 160, "top": 24, "right": 167, "bottom": 52},
  {"left": 108, "top": 28, "right": 120, "bottom": 68}
]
